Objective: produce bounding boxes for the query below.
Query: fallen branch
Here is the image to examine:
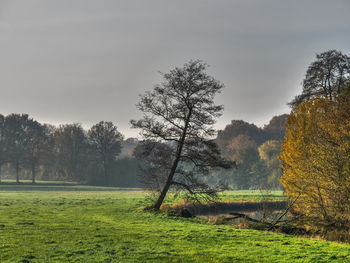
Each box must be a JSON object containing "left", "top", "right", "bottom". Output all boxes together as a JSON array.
[
  {"left": 267, "top": 192, "right": 302, "bottom": 230},
  {"left": 226, "top": 212, "right": 273, "bottom": 226}
]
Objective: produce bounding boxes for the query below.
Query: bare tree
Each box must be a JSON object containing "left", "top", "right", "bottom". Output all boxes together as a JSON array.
[
  {"left": 289, "top": 50, "right": 350, "bottom": 107},
  {"left": 131, "top": 60, "right": 232, "bottom": 210}
]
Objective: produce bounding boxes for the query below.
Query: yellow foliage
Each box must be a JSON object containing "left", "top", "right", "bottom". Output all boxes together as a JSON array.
[{"left": 280, "top": 97, "right": 350, "bottom": 231}]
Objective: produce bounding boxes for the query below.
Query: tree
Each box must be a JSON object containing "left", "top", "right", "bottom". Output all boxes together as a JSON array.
[
  {"left": 37, "top": 124, "right": 58, "bottom": 181},
  {"left": 258, "top": 140, "right": 282, "bottom": 188},
  {"left": 4, "top": 114, "right": 31, "bottom": 183},
  {"left": 280, "top": 94, "right": 350, "bottom": 234},
  {"left": 88, "top": 121, "right": 123, "bottom": 185},
  {"left": 263, "top": 114, "right": 288, "bottom": 141},
  {"left": 131, "top": 60, "right": 232, "bottom": 209},
  {"left": 0, "top": 114, "right": 5, "bottom": 183},
  {"left": 133, "top": 140, "right": 173, "bottom": 193},
  {"left": 53, "top": 124, "right": 89, "bottom": 182},
  {"left": 216, "top": 120, "right": 266, "bottom": 156},
  {"left": 24, "top": 119, "right": 48, "bottom": 183},
  {"left": 225, "top": 134, "right": 259, "bottom": 189},
  {"left": 289, "top": 50, "right": 350, "bottom": 107}
]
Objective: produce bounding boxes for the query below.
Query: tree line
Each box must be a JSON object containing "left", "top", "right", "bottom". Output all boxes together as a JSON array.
[
  {"left": 0, "top": 116, "right": 139, "bottom": 186},
  {"left": 0, "top": 111, "right": 286, "bottom": 190},
  {"left": 214, "top": 115, "right": 287, "bottom": 189}
]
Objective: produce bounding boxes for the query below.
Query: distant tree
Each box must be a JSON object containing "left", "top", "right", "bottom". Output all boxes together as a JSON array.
[
  {"left": 289, "top": 50, "right": 350, "bottom": 107},
  {"left": 24, "top": 119, "right": 48, "bottom": 183},
  {"left": 88, "top": 121, "right": 123, "bottom": 185},
  {"left": 258, "top": 140, "right": 282, "bottom": 188},
  {"left": 37, "top": 124, "right": 58, "bottom": 180},
  {"left": 109, "top": 157, "right": 140, "bottom": 187},
  {"left": 4, "top": 114, "right": 31, "bottom": 183},
  {"left": 133, "top": 141, "right": 173, "bottom": 193},
  {"left": 53, "top": 124, "right": 89, "bottom": 182},
  {"left": 119, "top": 138, "right": 139, "bottom": 158},
  {"left": 0, "top": 114, "right": 5, "bottom": 183},
  {"left": 216, "top": 120, "right": 266, "bottom": 157},
  {"left": 263, "top": 114, "right": 288, "bottom": 141},
  {"left": 215, "top": 115, "right": 288, "bottom": 189},
  {"left": 131, "top": 60, "right": 232, "bottom": 209},
  {"left": 226, "top": 134, "right": 258, "bottom": 163},
  {"left": 226, "top": 134, "right": 259, "bottom": 189}
]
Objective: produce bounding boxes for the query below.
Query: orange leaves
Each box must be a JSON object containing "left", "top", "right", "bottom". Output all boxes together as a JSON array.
[{"left": 280, "top": 97, "right": 350, "bottom": 231}]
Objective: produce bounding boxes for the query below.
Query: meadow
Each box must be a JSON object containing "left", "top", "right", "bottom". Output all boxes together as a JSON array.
[{"left": 0, "top": 183, "right": 349, "bottom": 262}]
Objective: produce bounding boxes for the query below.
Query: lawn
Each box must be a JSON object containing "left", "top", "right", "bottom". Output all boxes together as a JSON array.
[{"left": 0, "top": 183, "right": 349, "bottom": 262}]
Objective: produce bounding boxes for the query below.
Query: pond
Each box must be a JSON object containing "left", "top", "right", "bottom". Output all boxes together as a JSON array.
[{"left": 185, "top": 201, "right": 289, "bottom": 224}]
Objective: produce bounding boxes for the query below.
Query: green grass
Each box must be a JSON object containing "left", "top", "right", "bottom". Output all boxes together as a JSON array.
[
  {"left": 219, "top": 190, "right": 285, "bottom": 202},
  {"left": 0, "top": 184, "right": 349, "bottom": 262}
]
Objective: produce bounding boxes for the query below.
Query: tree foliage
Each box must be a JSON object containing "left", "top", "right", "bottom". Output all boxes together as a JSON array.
[
  {"left": 88, "top": 121, "right": 123, "bottom": 185},
  {"left": 52, "top": 124, "right": 90, "bottom": 182},
  {"left": 4, "top": 114, "right": 32, "bottom": 183},
  {"left": 280, "top": 93, "right": 350, "bottom": 233},
  {"left": 217, "top": 120, "right": 266, "bottom": 155},
  {"left": 215, "top": 115, "right": 287, "bottom": 189},
  {"left": 263, "top": 114, "right": 288, "bottom": 141},
  {"left": 289, "top": 50, "right": 350, "bottom": 107},
  {"left": 23, "top": 118, "right": 48, "bottom": 183},
  {"left": 258, "top": 140, "right": 282, "bottom": 188}
]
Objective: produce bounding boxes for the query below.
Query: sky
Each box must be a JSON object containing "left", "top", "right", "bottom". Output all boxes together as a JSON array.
[{"left": 0, "top": 0, "right": 350, "bottom": 138}]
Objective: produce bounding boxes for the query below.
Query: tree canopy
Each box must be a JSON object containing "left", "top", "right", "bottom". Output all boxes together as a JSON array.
[
  {"left": 280, "top": 90, "right": 350, "bottom": 234},
  {"left": 289, "top": 50, "right": 350, "bottom": 107}
]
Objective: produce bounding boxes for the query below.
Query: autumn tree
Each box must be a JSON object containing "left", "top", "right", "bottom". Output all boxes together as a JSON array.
[
  {"left": 88, "top": 121, "right": 123, "bottom": 185},
  {"left": 280, "top": 94, "right": 350, "bottom": 234},
  {"left": 289, "top": 50, "right": 350, "bottom": 107},
  {"left": 131, "top": 60, "right": 232, "bottom": 209},
  {"left": 258, "top": 140, "right": 282, "bottom": 188},
  {"left": 216, "top": 120, "right": 266, "bottom": 156}
]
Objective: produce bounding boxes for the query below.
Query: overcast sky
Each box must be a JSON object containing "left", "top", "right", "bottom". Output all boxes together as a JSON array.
[{"left": 1, "top": 1, "right": 350, "bottom": 137}]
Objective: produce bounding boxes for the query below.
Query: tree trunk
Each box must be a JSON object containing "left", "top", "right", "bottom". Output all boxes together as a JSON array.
[
  {"left": 16, "top": 163, "right": 19, "bottom": 183},
  {"left": 103, "top": 161, "right": 108, "bottom": 186},
  {"left": 32, "top": 165, "right": 36, "bottom": 184},
  {"left": 154, "top": 108, "right": 192, "bottom": 210},
  {"left": 0, "top": 163, "right": 2, "bottom": 183}
]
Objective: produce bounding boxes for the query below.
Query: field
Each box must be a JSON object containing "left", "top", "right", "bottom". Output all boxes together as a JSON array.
[{"left": 0, "top": 183, "right": 349, "bottom": 262}]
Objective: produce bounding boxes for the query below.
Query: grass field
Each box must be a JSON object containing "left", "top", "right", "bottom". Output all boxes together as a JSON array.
[{"left": 0, "top": 183, "right": 349, "bottom": 262}]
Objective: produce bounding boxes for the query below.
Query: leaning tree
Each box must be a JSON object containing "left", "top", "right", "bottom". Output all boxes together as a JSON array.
[{"left": 131, "top": 60, "right": 232, "bottom": 210}]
